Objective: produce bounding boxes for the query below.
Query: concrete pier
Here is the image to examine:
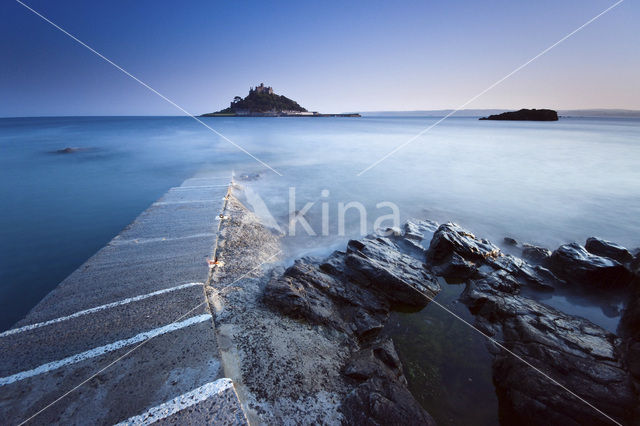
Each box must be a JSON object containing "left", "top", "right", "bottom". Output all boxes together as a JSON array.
[{"left": 0, "top": 172, "right": 247, "bottom": 425}]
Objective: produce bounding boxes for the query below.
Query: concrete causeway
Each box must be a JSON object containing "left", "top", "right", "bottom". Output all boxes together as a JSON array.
[{"left": 0, "top": 172, "right": 247, "bottom": 425}]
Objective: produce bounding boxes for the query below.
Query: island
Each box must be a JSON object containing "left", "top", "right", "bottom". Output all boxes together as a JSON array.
[
  {"left": 479, "top": 108, "right": 558, "bottom": 121},
  {"left": 201, "top": 83, "right": 360, "bottom": 117}
]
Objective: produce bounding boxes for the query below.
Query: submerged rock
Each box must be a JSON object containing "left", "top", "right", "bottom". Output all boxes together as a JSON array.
[
  {"left": 53, "top": 147, "right": 83, "bottom": 154},
  {"left": 503, "top": 237, "right": 518, "bottom": 246},
  {"left": 585, "top": 237, "right": 634, "bottom": 264},
  {"left": 550, "top": 243, "right": 632, "bottom": 289}
]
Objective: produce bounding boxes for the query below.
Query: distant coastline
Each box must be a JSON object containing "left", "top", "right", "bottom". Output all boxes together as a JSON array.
[{"left": 356, "top": 108, "right": 640, "bottom": 118}]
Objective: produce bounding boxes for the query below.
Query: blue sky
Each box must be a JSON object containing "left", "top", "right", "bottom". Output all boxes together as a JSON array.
[{"left": 1, "top": 0, "right": 638, "bottom": 116}]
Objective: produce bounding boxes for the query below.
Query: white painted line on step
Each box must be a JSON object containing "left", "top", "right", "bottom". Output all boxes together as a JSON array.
[
  {"left": 0, "top": 314, "right": 211, "bottom": 386},
  {"left": 0, "top": 283, "right": 203, "bottom": 338},
  {"left": 114, "top": 378, "right": 234, "bottom": 425},
  {"left": 111, "top": 233, "right": 216, "bottom": 245}
]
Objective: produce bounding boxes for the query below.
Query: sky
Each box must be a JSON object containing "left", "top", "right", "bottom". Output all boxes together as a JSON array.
[{"left": 1, "top": 0, "right": 639, "bottom": 116}]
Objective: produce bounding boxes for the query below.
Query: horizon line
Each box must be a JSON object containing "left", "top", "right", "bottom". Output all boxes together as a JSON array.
[{"left": 3, "top": 107, "right": 640, "bottom": 119}]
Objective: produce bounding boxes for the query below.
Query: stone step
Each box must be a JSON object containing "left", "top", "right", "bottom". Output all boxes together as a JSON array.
[
  {"left": 0, "top": 283, "right": 206, "bottom": 377},
  {"left": 0, "top": 171, "right": 238, "bottom": 425},
  {"left": 0, "top": 316, "right": 223, "bottom": 425},
  {"left": 12, "top": 182, "right": 228, "bottom": 326}
]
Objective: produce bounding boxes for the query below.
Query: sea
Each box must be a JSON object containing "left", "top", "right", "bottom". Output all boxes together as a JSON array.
[{"left": 2, "top": 115, "right": 639, "bottom": 424}]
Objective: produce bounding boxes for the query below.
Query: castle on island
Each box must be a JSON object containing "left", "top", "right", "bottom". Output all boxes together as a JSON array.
[{"left": 250, "top": 83, "right": 274, "bottom": 95}]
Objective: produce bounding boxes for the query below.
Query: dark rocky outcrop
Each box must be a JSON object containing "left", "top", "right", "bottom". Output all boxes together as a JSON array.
[
  {"left": 462, "top": 278, "right": 638, "bottom": 425},
  {"left": 264, "top": 228, "right": 440, "bottom": 424},
  {"left": 586, "top": 237, "right": 634, "bottom": 264},
  {"left": 479, "top": 108, "right": 558, "bottom": 121},
  {"left": 521, "top": 244, "right": 552, "bottom": 265},
  {"left": 503, "top": 237, "right": 518, "bottom": 246},
  {"left": 264, "top": 216, "right": 639, "bottom": 425},
  {"left": 550, "top": 243, "right": 632, "bottom": 289},
  {"left": 427, "top": 223, "right": 501, "bottom": 264},
  {"left": 344, "top": 238, "right": 439, "bottom": 309},
  {"left": 341, "top": 339, "right": 436, "bottom": 426},
  {"left": 425, "top": 222, "right": 638, "bottom": 424},
  {"left": 427, "top": 223, "right": 559, "bottom": 291}
]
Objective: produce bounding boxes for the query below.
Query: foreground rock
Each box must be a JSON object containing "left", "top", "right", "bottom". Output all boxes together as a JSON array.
[
  {"left": 586, "top": 237, "right": 634, "bottom": 264},
  {"left": 427, "top": 223, "right": 559, "bottom": 291},
  {"left": 462, "top": 278, "right": 638, "bottom": 425},
  {"left": 265, "top": 231, "right": 440, "bottom": 425},
  {"left": 479, "top": 108, "right": 558, "bottom": 121},
  {"left": 550, "top": 243, "right": 632, "bottom": 289},
  {"left": 521, "top": 244, "right": 552, "bottom": 265},
  {"left": 425, "top": 222, "right": 639, "bottom": 425}
]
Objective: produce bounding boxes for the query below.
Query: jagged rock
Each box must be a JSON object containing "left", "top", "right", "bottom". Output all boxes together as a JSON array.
[
  {"left": 343, "top": 339, "right": 404, "bottom": 383},
  {"left": 345, "top": 237, "right": 440, "bottom": 308},
  {"left": 486, "top": 254, "right": 560, "bottom": 291},
  {"left": 425, "top": 225, "right": 639, "bottom": 423},
  {"left": 264, "top": 256, "right": 389, "bottom": 335},
  {"left": 585, "top": 237, "right": 634, "bottom": 264},
  {"left": 428, "top": 223, "right": 500, "bottom": 263},
  {"left": 462, "top": 280, "right": 638, "bottom": 425},
  {"left": 264, "top": 258, "right": 352, "bottom": 333},
  {"left": 521, "top": 244, "right": 552, "bottom": 265},
  {"left": 503, "top": 237, "right": 518, "bottom": 246},
  {"left": 428, "top": 223, "right": 560, "bottom": 291},
  {"left": 550, "top": 243, "right": 632, "bottom": 289},
  {"left": 433, "top": 251, "right": 477, "bottom": 282},
  {"left": 342, "top": 376, "right": 436, "bottom": 426},
  {"left": 342, "top": 369, "right": 436, "bottom": 426},
  {"left": 264, "top": 232, "right": 439, "bottom": 424}
]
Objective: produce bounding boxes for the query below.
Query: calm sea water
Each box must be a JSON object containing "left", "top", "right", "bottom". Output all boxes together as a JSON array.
[{"left": 2, "top": 115, "right": 639, "bottom": 424}]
